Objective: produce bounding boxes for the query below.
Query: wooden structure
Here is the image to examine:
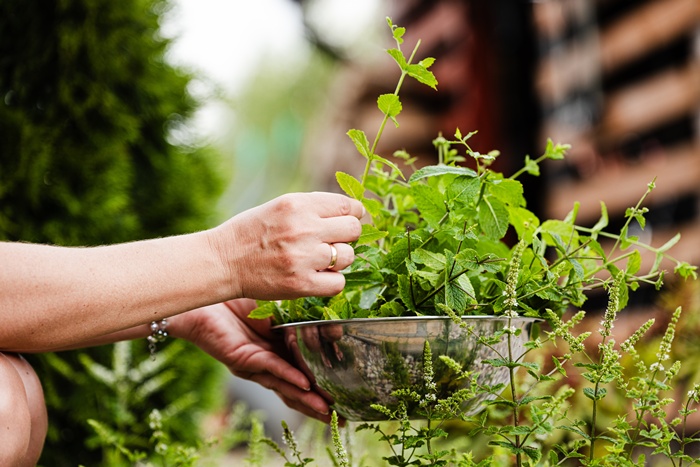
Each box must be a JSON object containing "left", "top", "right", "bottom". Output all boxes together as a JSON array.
[{"left": 534, "top": 0, "right": 700, "bottom": 274}]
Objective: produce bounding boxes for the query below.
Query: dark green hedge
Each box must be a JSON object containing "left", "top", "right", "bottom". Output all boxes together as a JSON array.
[{"left": 0, "top": 0, "right": 227, "bottom": 464}]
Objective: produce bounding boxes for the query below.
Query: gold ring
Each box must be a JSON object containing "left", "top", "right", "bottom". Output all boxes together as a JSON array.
[{"left": 327, "top": 244, "right": 338, "bottom": 270}]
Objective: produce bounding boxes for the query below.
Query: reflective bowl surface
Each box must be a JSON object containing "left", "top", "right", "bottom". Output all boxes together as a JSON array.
[{"left": 275, "top": 316, "right": 539, "bottom": 421}]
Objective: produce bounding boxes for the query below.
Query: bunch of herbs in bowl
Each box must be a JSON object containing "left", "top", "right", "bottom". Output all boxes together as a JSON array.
[{"left": 251, "top": 18, "right": 697, "bottom": 423}]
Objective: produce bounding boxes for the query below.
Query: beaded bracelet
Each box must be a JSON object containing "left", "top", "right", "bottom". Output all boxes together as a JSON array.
[{"left": 147, "top": 319, "right": 168, "bottom": 359}]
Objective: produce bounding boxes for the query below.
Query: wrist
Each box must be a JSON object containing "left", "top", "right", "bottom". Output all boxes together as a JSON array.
[{"left": 202, "top": 224, "right": 242, "bottom": 300}]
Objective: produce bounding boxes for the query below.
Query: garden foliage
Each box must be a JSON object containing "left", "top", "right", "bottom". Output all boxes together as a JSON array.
[{"left": 0, "top": 0, "right": 226, "bottom": 464}]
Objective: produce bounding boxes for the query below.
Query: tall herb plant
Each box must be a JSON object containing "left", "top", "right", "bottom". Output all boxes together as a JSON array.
[
  {"left": 249, "top": 16, "right": 700, "bottom": 467},
  {"left": 252, "top": 18, "right": 696, "bottom": 326}
]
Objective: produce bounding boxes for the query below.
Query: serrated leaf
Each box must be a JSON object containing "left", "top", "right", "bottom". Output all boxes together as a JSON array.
[
  {"left": 478, "top": 196, "right": 509, "bottom": 240},
  {"left": 488, "top": 178, "right": 525, "bottom": 207},
  {"left": 357, "top": 224, "right": 388, "bottom": 245},
  {"left": 248, "top": 302, "right": 278, "bottom": 319},
  {"left": 627, "top": 249, "right": 642, "bottom": 275},
  {"left": 336, "top": 171, "right": 365, "bottom": 200},
  {"left": 346, "top": 129, "right": 371, "bottom": 159},
  {"left": 409, "top": 165, "right": 477, "bottom": 182},
  {"left": 377, "top": 93, "right": 402, "bottom": 127},
  {"left": 583, "top": 387, "right": 607, "bottom": 401},
  {"left": 509, "top": 207, "right": 540, "bottom": 243},
  {"left": 387, "top": 48, "right": 407, "bottom": 69},
  {"left": 412, "top": 249, "right": 446, "bottom": 269},
  {"left": 362, "top": 197, "right": 383, "bottom": 217},
  {"left": 412, "top": 184, "right": 446, "bottom": 228},
  {"left": 447, "top": 175, "right": 480, "bottom": 205},
  {"left": 406, "top": 63, "right": 438, "bottom": 90}
]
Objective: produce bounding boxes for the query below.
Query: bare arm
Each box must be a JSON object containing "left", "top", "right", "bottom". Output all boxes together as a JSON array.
[{"left": 0, "top": 192, "right": 363, "bottom": 353}]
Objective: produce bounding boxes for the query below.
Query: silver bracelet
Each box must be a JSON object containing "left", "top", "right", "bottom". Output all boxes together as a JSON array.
[{"left": 147, "top": 319, "right": 168, "bottom": 359}]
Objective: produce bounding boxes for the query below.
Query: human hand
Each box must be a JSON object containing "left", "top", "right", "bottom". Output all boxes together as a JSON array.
[
  {"left": 208, "top": 192, "right": 364, "bottom": 301},
  {"left": 169, "top": 298, "right": 334, "bottom": 423}
]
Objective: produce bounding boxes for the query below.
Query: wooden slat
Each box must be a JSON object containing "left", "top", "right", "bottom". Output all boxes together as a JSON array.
[
  {"left": 599, "top": 62, "right": 700, "bottom": 145},
  {"left": 599, "top": 0, "right": 700, "bottom": 74},
  {"left": 546, "top": 144, "right": 700, "bottom": 222},
  {"left": 535, "top": 36, "right": 600, "bottom": 106}
]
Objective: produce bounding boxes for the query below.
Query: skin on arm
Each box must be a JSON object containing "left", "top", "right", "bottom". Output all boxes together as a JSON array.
[
  {"left": 0, "top": 192, "right": 363, "bottom": 353},
  {"left": 47, "top": 300, "right": 335, "bottom": 423}
]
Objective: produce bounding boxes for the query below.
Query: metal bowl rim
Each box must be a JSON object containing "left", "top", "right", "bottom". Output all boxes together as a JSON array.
[{"left": 272, "top": 315, "right": 542, "bottom": 331}]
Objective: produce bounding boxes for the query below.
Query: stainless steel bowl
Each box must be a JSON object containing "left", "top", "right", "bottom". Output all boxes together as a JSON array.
[{"left": 275, "top": 316, "right": 539, "bottom": 421}]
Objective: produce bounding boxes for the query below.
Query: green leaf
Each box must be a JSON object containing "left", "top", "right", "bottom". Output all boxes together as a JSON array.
[
  {"left": 522, "top": 155, "right": 540, "bottom": 176},
  {"left": 362, "top": 197, "right": 383, "bottom": 217},
  {"left": 675, "top": 262, "right": 698, "bottom": 280},
  {"left": 509, "top": 207, "right": 540, "bottom": 243},
  {"left": 447, "top": 175, "right": 480, "bottom": 205},
  {"left": 412, "top": 184, "right": 446, "bottom": 228},
  {"left": 626, "top": 249, "right": 642, "bottom": 275},
  {"left": 377, "top": 93, "right": 402, "bottom": 127},
  {"left": 387, "top": 48, "right": 407, "bottom": 70},
  {"left": 591, "top": 202, "right": 609, "bottom": 238},
  {"left": 323, "top": 306, "right": 341, "bottom": 320},
  {"left": 346, "top": 129, "right": 372, "bottom": 159},
  {"left": 540, "top": 219, "right": 578, "bottom": 247},
  {"left": 336, "top": 171, "right": 365, "bottom": 200},
  {"left": 248, "top": 302, "right": 278, "bottom": 319},
  {"left": 543, "top": 138, "right": 570, "bottom": 160},
  {"left": 412, "top": 249, "right": 446, "bottom": 269},
  {"left": 583, "top": 387, "right": 607, "bottom": 401},
  {"left": 357, "top": 224, "right": 388, "bottom": 245},
  {"left": 406, "top": 63, "right": 438, "bottom": 90},
  {"left": 398, "top": 275, "right": 417, "bottom": 312},
  {"left": 478, "top": 196, "right": 509, "bottom": 240},
  {"left": 408, "top": 165, "right": 477, "bottom": 182},
  {"left": 372, "top": 154, "right": 405, "bottom": 178},
  {"left": 488, "top": 178, "right": 525, "bottom": 207}
]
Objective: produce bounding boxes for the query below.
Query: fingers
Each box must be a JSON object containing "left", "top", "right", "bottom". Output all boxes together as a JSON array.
[
  {"left": 310, "top": 192, "right": 365, "bottom": 220},
  {"left": 316, "top": 242, "right": 354, "bottom": 272},
  {"left": 241, "top": 371, "right": 332, "bottom": 421}
]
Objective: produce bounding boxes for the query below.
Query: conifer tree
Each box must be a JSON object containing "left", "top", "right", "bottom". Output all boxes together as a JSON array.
[{"left": 0, "top": 0, "right": 226, "bottom": 463}]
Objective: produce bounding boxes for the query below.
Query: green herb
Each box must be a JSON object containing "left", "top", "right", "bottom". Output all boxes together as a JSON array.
[{"left": 252, "top": 17, "right": 696, "bottom": 325}]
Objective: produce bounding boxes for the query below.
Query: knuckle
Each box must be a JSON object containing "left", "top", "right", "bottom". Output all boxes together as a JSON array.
[
  {"left": 349, "top": 217, "right": 362, "bottom": 239},
  {"left": 338, "top": 196, "right": 352, "bottom": 216}
]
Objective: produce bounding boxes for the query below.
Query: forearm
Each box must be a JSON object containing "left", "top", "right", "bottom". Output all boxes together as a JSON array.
[{"left": 0, "top": 232, "right": 230, "bottom": 352}]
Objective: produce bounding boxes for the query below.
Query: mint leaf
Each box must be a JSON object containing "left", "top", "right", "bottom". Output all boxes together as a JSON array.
[
  {"left": 336, "top": 171, "right": 365, "bottom": 200},
  {"left": 408, "top": 165, "right": 477, "bottom": 182},
  {"left": 509, "top": 207, "right": 540, "bottom": 243},
  {"left": 377, "top": 93, "right": 402, "bottom": 127},
  {"left": 357, "top": 224, "right": 388, "bottom": 246},
  {"left": 478, "top": 196, "right": 509, "bottom": 240},
  {"left": 412, "top": 184, "right": 446, "bottom": 228},
  {"left": 406, "top": 63, "right": 437, "bottom": 90},
  {"left": 346, "top": 129, "right": 372, "bottom": 159},
  {"left": 523, "top": 155, "right": 540, "bottom": 176},
  {"left": 544, "top": 138, "right": 570, "bottom": 160},
  {"left": 387, "top": 48, "right": 407, "bottom": 70},
  {"left": 412, "top": 249, "right": 446, "bottom": 270},
  {"left": 488, "top": 178, "right": 525, "bottom": 207}
]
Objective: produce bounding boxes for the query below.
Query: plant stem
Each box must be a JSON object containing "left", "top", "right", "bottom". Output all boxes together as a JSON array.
[
  {"left": 589, "top": 380, "right": 601, "bottom": 462},
  {"left": 361, "top": 40, "right": 422, "bottom": 188},
  {"left": 506, "top": 318, "right": 523, "bottom": 467}
]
